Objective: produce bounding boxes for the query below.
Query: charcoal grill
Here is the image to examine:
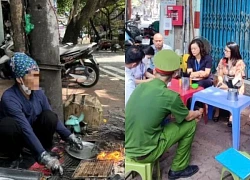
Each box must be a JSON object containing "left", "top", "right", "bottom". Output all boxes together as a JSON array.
[{"left": 72, "top": 160, "right": 114, "bottom": 179}]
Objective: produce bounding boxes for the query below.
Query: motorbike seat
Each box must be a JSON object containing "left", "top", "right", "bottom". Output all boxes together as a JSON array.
[
  {"left": 0, "top": 55, "right": 10, "bottom": 64},
  {"left": 59, "top": 42, "right": 97, "bottom": 56},
  {"left": 59, "top": 46, "right": 80, "bottom": 56}
]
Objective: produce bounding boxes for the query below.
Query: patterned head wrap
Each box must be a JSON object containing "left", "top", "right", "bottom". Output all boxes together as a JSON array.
[{"left": 10, "top": 52, "right": 39, "bottom": 78}]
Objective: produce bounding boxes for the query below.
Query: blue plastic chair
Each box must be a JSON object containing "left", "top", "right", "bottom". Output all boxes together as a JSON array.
[{"left": 215, "top": 148, "right": 250, "bottom": 180}]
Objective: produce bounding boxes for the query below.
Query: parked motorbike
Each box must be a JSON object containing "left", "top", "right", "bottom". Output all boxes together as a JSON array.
[
  {"left": 0, "top": 35, "right": 100, "bottom": 88},
  {"left": 125, "top": 34, "right": 152, "bottom": 52},
  {"left": 60, "top": 42, "right": 100, "bottom": 88},
  {"left": 0, "top": 34, "right": 14, "bottom": 79}
]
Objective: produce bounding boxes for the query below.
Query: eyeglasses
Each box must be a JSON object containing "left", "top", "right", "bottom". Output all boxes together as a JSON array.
[{"left": 224, "top": 49, "right": 231, "bottom": 53}]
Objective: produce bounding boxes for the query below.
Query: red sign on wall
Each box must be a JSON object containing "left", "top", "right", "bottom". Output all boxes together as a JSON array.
[{"left": 166, "top": 6, "right": 183, "bottom": 26}]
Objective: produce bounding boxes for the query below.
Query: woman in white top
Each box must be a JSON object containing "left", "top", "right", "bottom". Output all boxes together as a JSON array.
[{"left": 132, "top": 46, "right": 155, "bottom": 85}]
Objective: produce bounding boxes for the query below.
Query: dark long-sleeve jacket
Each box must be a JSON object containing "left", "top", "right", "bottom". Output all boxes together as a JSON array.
[{"left": 0, "top": 84, "right": 71, "bottom": 157}]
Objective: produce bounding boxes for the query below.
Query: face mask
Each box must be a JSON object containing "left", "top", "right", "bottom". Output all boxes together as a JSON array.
[
  {"left": 20, "top": 78, "right": 31, "bottom": 95},
  {"left": 21, "top": 83, "right": 31, "bottom": 95}
]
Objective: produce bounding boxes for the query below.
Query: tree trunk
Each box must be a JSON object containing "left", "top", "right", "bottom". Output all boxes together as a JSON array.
[
  {"left": 28, "top": 1, "right": 64, "bottom": 121},
  {"left": 89, "top": 18, "right": 100, "bottom": 42},
  {"left": 68, "top": 0, "right": 80, "bottom": 24},
  {"left": 62, "top": 0, "right": 99, "bottom": 44},
  {"left": 9, "top": 0, "right": 26, "bottom": 52},
  {"left": 87, "top": 21, "right": 91, "bottom": 39},
  {"left": 107, "top": 13, "right": 112, "bottom": 40},
  {"left": 62, "top": 0, "right": 120, "bottom": 43},
  {"left": 62, "top": 18, "right": 81, "bottom": 44}
]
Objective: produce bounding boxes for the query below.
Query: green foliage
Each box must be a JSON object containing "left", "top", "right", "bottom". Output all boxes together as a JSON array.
[
  {"left": 60, "top": 0, "right": 124, "bottom": 42},
  {"left": 132, "top": 0, "right": 141, "bottom": 6},
  {"left": 57, "top": 0, "right": 87, "bottom": 15},
  {"left": 101, "top": 0, "right": 125, "bottom": 28},
  {"left": 57, "top": 0, "right": 73, "bottom": 15},
  {"left": 102, "top": 0, "right": 125, "bottom": 15}
]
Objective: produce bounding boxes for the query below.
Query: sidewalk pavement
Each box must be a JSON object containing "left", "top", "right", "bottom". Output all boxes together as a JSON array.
[
  {"left": 159, "top": 107, "right": 250, "bottom": 180},
  {"left": 62, "top": 75, "right": 125, "bottom": 117}
]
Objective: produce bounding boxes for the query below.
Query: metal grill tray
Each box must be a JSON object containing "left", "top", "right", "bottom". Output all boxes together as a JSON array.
[{"left": 72, "top": 160, "right": 114, "bottom": 179}]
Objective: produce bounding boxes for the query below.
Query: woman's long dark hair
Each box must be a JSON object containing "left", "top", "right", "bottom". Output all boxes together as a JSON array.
[
  {"left": 188, "top": 39, "right": 207, "bottom": 59},
  {"left": 224, "top": 42, "right": 242, "bottom": 66}
]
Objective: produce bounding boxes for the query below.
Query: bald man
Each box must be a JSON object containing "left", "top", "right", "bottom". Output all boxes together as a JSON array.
[
  {"left": 151, "top": 33, "right": 172, "bottom": 54},
  {"left": 147, "top": 33, "right": 173, "bottom": 71}
]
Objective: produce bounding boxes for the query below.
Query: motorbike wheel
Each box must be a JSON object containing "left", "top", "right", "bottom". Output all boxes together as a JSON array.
[{"left": 76, "top": 62, "right": 99, "bottom": 88}]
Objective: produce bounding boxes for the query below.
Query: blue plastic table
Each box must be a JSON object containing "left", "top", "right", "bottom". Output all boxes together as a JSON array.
[{"left": 190, "top": 86, "right": 250, "bottom": 150}]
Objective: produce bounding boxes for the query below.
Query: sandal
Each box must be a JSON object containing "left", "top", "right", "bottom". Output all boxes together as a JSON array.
[
  {"left": 227, "top": 116, "right": 232, "bottom": 127},
  {"left": 213, "top": 116, "right": 220, "bottom": 122},
  {"left": 227, "top": 121, "right": 232, "bottom": 127},
  {"left": 213, "top": 110, "right": 220, "bottom": 122}
]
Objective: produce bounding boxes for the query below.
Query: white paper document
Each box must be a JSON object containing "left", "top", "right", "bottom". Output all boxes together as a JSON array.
[{"left": 164, "top": 18, "right": 172, "bottom": 30}]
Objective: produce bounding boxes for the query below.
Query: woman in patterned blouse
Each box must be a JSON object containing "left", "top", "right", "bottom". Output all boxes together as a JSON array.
[{"left": 214, "top": 42, "right": 246, "bottom": 127}]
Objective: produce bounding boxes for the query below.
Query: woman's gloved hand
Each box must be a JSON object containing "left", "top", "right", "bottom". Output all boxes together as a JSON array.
[
  {"left": 67, "top": 134, "right": 83, "bottom": 150},
  {"left": 39, "top": 151, "right": 63, "bottom": 176}
]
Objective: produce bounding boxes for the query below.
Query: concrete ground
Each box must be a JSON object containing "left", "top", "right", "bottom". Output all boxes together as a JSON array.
[
  {"left": 160, "top": 108, "right": 250, "bottom": 180},
  {"left": 127, "top": 109, "right": 250, "bottom": 180}
]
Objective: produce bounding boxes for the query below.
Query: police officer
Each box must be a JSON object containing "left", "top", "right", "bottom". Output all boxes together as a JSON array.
[{"left": 125, "top": 50, "right": 202, "bottom": 179}]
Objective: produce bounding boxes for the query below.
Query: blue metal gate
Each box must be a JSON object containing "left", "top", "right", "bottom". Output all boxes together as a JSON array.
[{"left": 200, "top": 0, "right": 250, "bottom": 79}]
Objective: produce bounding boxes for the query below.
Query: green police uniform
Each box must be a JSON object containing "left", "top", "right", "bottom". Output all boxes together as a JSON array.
[{"left": 125, "top": 50, "right": 197, "bottom": 171}]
